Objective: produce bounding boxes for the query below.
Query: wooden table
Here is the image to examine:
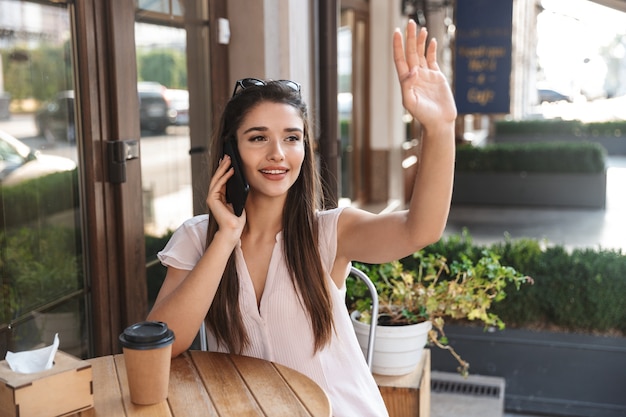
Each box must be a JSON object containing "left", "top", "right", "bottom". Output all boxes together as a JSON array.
[{"left": 75, "top": 350, "right": 331, "bottom": 417}]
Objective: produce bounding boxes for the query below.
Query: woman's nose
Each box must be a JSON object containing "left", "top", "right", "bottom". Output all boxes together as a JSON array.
[{"left": 267, "top": 139, "right": 285, "bottom": 161}]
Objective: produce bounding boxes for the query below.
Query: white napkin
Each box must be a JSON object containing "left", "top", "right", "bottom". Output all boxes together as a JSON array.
[{"left": 5, "top": 333, "right": 59, "bottom": 374}]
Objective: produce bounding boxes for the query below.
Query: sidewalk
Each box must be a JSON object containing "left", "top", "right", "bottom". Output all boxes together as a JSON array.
[{"left": 443, "top": 156, "right": 626, "bottom": 253}]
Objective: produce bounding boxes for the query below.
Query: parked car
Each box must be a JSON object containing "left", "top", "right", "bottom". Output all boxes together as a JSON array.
[
  {"left": 138, "top": 82, "right": 170, "bottom": 134},
  {"left": 164, "top": 89, "right": 189, "bottom": 126},
  {"left": 34, "top": 90, "right": 76, "bottom": 143},
  {"left": 537, "top": 88, "right": 572, "bottom": 103},
  {"left": 0, "top": 130, "right": 76, "bottom": 186},
  {"left": 34, "top": 84, "right": 171, "bottom": 140}
]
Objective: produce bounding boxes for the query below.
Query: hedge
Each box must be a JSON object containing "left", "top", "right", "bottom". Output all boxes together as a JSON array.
[
  {"left": 0, "top": 168, "right": 79, "bottom": 227},
  {"left": 406, "top": 232, "right": 626, "bottom": 334},
  {"left": 455, "top": 141, "right": 606, "bottom": 174},
  {"left": 495, "top": 119, "right": 626, "bottom": 137}
]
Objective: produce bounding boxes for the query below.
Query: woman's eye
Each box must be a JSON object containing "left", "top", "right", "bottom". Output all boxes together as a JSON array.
[
  {"left": 249, "top": 136, "right": 266, "bottom": 142},
  {"left": 286, "top": 135, "right": 301, "bottom": 142}
]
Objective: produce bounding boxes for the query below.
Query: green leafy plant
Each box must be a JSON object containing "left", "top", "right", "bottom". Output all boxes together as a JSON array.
[
  {"left": 421, "top": 230, "right": 626, "bottom": 335},
  {"left": 348, "top": 250, "right": 531, "bottom": 376},
  {"left": 0, "top": 226, "right": 82, "bottom": 316},
  {"left": 0, "top": 284, "right": 18, "bottom": 325}
]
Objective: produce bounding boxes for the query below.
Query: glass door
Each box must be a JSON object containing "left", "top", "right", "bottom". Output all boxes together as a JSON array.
[
  {"left": 338, "top": 7, "right": 370, "bottom": 204},
  {"left": 0, "top": 0, "right": 88, "bottom": 358},
  {"left": 134, "top": 2, "right": 193, "bottom": 308}
]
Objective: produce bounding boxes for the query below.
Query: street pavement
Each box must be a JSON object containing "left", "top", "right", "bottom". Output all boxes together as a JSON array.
[{"left": 444, "top": 156, "right": 626, "bottom": 253}]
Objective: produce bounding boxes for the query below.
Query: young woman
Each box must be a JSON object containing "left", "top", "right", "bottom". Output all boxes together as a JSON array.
[{"left": 147, "top": 20, "right": 457, "bottom": 416}]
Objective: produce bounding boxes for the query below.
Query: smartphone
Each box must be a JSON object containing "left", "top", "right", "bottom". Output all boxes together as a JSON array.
[{"left": 223, "top": 138, "right": 249, "bottom": 216}]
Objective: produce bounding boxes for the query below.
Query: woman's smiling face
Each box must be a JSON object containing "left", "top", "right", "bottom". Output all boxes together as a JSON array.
[{"left": 235, "top": 101, "right": 305, "bottom": 201}]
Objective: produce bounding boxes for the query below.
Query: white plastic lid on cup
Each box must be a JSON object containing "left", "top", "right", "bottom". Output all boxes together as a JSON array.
[{"left": 119, "top": 321, "right": 175, "bottom": 350}]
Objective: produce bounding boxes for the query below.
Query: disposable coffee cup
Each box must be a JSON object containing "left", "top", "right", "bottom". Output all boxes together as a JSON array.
[{"left": 119, "top": 321, "right": 175, "bottom": 405}]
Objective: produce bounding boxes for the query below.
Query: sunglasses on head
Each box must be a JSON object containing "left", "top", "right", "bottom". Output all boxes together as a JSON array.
[{"left": 232, "top": 78, "right": 301, "bottom": 97}]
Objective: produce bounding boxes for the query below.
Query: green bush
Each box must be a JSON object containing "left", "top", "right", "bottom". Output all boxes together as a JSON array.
[
  {"left": 1, "top": 168, "right": 79, "bottom": 227},
  {"left": 0, "top": 225, "right": 82, "bottom": 318},
  {"left": 400, "top": 232, "right": 626, "bottom": 334},
  {"left": 586, "top": 121, "right": 626, "bottom": 137},
  {"left": 137, "top": 49, "right": 187, "bottom": 89},
  {"left": 455, "top": 142, "right": 606, "bottom": 174},
  {"left": 494, "top": 119, "right": 626, "bottom": 138},
  {"left": 0, "top": 226, "right": 175, "bottom": 324},
  {"left": 495, "top": 119, "right": 587, "bottom": 136},
  {"left": 2, "top": 43, "right": 73, "bottom": 103}
]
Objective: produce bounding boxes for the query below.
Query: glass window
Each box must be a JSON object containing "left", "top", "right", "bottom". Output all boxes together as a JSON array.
[
  {"left": 0, "top": 0, "right": 87, "bottom": 358},
  {"left": 338, "top": 24, "right": 353, "bottom": 200},
  {"left": 134, "top": 15, "right": 191, "bottom": 308},
  {"left": 136, "top": 0, "right": 184, "bottom": 23}
]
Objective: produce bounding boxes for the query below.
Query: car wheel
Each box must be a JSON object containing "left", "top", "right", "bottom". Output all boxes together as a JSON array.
[{"left": 145, "top": 122, "right": 167, "bottom": 135}]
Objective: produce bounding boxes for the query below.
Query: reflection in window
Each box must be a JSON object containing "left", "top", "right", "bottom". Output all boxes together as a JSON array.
[
  {"left": 136, "top": 0, "right": 184, "bottom": 21},
  {"left": 338, "top": 25, "right": 353, "bottom": 200},
  {"left": 0, "top": 0, "right": 87, "bottom": 359},
  {"left": 135, "top": 19, "right": 191, "bottom": 308}
]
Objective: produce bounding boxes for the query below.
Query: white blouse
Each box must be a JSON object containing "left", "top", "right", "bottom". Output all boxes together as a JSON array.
[{"left": 158, "top": 208, "right": 388, "bottom": 417}]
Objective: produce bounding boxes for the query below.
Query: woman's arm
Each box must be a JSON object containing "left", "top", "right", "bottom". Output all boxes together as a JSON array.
[
  {"left": 147, "top": 156, "right": 246, "bottom": 357},
  {"left": 147, "top": 231, "right": 237, "bottom": 357},
  {"left": 336, "top": 20, "right": 457, "bottom": 267}
]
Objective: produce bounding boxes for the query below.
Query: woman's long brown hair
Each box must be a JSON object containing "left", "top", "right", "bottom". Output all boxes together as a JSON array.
[{"left": 205, "top": 81, "right": 334, "bottom": 353}]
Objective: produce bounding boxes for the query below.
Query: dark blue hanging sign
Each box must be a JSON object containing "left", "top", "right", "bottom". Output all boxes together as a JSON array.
[{"left": 454, "top": 0, "right": 513, "bottom": 114}]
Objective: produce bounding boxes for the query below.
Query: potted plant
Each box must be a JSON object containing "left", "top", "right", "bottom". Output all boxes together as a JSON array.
[{"left": 347, "top": 250, "right": 531, "bottom": 376}]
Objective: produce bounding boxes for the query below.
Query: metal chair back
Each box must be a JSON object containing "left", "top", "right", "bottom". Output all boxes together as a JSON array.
[{"left": 349, "top": 266, "right": 379, "bottom": 370}]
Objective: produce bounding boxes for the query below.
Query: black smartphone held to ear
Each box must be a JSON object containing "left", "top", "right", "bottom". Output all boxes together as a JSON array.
[{"left": 223, "top": 137, "right": 249, "bottom": 216}]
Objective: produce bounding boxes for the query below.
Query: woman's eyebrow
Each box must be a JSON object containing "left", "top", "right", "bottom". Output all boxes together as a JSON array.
[
  {"left": 242, "top": 126, "right": 303, "bottom": 134},
  {"left": 242, "top": 126, "right": 268, "bottom": 134}
]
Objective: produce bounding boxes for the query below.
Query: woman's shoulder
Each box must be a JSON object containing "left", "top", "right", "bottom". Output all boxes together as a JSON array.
[
  {"left": 315, "top": 207, "right": 349, "bottom": 285},
  {"left": 157, "top": 214, "right": 209, "bottom": 269},
  {"left": 180, "top": 214, "right": 210, "bottom": 229},
  {"left": 316, "top": 206, "right": 345, "bottom": 222},
  {"left": 169, "top": 214, "right": 209, "bottom": 242}
]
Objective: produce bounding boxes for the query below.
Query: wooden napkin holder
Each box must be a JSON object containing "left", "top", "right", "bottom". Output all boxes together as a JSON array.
[{"left": 0, "top": 350, "right": 93, "bottom": 417}]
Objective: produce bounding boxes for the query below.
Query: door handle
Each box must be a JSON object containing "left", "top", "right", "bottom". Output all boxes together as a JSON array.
[{"left": 107, "top": 139, "right": 139, "bottom": 183}]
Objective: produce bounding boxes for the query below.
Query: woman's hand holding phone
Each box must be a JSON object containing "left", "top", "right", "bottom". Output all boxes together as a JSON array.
[
  {"left": 206, "top": 154, "right": 247, "bottom": 240},
  {"left": 223, "top": 138, "right": 249, "bottom": 217}
]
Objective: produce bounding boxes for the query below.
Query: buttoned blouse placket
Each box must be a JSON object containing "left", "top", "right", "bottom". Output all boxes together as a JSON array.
[{"left": 234, "top": 232, "right": 283, "bottom": 360}]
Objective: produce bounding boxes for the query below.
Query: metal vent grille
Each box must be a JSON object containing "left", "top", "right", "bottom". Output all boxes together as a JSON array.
[{"left": 432, "top": 379, "right": 502, "bottom": 398}]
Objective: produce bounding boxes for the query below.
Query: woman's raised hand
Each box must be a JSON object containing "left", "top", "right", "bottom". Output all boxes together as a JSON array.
[{"left": 393, "top": 19, "right": 457, "bottom": 132}]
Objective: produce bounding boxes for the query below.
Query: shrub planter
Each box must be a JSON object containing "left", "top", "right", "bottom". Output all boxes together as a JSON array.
[
  {"left": 430, "top": 324, "right": 626, "bottom": 417},
  {"left": 494, "top": 134, "right": 626, "bottom": 156},
  {"left": 493, "top": 120, "right": 626, "bottom": 156},
  {"left": 452, "top": 171, "right": 606, "bottom": 208}
]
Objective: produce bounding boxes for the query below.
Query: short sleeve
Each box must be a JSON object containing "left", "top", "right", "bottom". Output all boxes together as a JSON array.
[
  {"left": 316, "top": 207, "right": 346, "bottom": 273},
  {"left": 157, "top": 215, "right": 209, "bottom": 270}
]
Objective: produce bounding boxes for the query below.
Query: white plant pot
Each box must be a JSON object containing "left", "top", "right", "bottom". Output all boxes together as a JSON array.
[{"left": 351, "top": 310, "right": 432, "bottom": 376}]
